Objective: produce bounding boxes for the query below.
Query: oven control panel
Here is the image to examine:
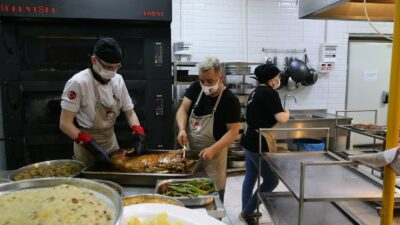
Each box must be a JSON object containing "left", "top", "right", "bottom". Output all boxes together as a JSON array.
[{"left": 155, "top": 94, "right": 164, "bottom": 117}]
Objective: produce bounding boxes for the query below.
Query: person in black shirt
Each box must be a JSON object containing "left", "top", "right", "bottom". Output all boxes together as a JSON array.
[
  {"left": 176, "top": 57, "right": 241, "bottom": 201},
  {"left": 239, "top": 64, "right": 290, "bottom": 225}
]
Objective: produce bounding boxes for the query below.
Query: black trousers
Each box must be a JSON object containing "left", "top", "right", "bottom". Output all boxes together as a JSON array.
[{"left": 218, "top": 189, "right": 225, "bottom": 203}]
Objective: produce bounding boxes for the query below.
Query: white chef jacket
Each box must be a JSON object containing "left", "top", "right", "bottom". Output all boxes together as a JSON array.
[{"left": 61, "top": 68, "right": 134, "bottom": 128}]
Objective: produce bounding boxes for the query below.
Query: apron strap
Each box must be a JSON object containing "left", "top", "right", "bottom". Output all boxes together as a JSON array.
[
  {"left": 90, "top": 70, "right": 116, "bottom": 105},
  {"left": 212, "top": 88, "right": 224, "bottom": 114},
  {"left": 192, "top": 88, "right": 225, "bottom": 116}
]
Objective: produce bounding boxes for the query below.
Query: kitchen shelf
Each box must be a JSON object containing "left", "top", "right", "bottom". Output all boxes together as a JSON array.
[
  {"left": 336, "top": 125, "right": 386, "bottom": 141},
  {"left": 259, "top": 192, "right": 358, "bottom": 225},
  {"left": 172, "top": 61, "right": 198, "bottom": 148},
  {"left": 334, "top": 110, "right": 383, "bottom": 152},
  {"left": 226, "top": 167, "right": 246, "bottom": 173}
]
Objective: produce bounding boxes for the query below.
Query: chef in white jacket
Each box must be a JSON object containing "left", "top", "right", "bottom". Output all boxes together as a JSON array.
[{"left": 59, "top": 37, "right": 145, "bottom": 165}]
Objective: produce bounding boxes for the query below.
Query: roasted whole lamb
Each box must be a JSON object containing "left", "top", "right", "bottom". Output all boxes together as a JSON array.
[{"left": 111, "top": 149, "right": 193, "bottom": 173}]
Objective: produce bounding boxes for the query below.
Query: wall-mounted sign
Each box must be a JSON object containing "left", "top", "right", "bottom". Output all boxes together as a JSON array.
[{"left": 0, "top": 0, "right": 171, "bottom": 21}]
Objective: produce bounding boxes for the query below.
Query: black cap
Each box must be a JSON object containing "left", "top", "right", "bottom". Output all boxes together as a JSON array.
[
  {"left": 254, "top": 64, "right": 280, "bottom": 83},
  {"left": 93, "top": 37, "right": 122, "bottom": 64}
]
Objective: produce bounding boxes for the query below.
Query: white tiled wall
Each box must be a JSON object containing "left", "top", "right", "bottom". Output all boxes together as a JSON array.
[{"left": 171, "top": 0, "right": 394, "bottom": 113}]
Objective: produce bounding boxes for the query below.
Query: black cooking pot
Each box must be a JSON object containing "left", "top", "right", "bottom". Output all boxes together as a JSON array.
[
  {"left": 301, "top": 67, "right": 318, "bottom": 86},
  {"left": 287, "top": 55, "right": 318, "bottom": 86},
  {"left": 287, "top": 58, "right": 309, "bottom": 83}
]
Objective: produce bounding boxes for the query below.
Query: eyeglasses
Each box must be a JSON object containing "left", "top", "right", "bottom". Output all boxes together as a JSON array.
[{"left": 96, "top": 58, "right": 122, "bottom": 71}]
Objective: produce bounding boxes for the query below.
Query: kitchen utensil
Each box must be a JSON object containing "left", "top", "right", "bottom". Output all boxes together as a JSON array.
[
  {"left": 300, "top": 54, "right": 318, "bottom": 86},
  {"left": 228, "top": 150, "right": 245, "bottom": 156},
  {"left": 228, "top": 160, "right": 246, "bottom": 168},
  {"left": 182, "top": 144, "right": 188, "bottom": 159},
  {"left": 286, "top": 77, "right": 297, "bottom": 91},
  {"left": 301, "top": 67, "right": 318, "bottom": 86},
  {"left": 287, "top": 58, "right": 309, "bottom": 83}
]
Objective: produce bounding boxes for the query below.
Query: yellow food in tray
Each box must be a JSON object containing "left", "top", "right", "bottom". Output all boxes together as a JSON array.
[
  {"left": 0, "top": 184, "right": 113, "bottom": 225},
  {"left": 128, "top": 212, "right": 183, "bottom": 225},
  {"left": 123, "top": 194, "right": 183, "bottom": 207}
]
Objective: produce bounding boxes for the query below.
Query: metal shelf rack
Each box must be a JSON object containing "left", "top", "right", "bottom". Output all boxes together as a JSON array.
[{"left": 256, "top": 127, "right": 400, "bottom": 225}]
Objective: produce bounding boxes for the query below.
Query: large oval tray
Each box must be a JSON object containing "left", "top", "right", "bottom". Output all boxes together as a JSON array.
[
  {"left": 9, "top": 159, "right": 86, "bottom": 181},
  {"left": 123, "top": 194, "right": 184, "bottom": 207},
  {"left": 0, "top": 177, "right": 123, "bottom": 225}
]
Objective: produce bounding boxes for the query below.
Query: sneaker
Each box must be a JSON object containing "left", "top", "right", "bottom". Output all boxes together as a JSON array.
[
  {"left": 251, "top": 211, "right": 262, "bottom": 218},
  {"left": 239, "top": 212, "right": 257, "bottom": 225}
]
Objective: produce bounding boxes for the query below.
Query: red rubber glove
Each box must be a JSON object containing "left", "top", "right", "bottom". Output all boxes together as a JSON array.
[
  {"left": 130, "top": 125, "right": 146, "bottom": 155},
  {"left": 131, "top": 125, "right": 145, "bottom": 136},
  {"left": 74, "top": 131, "right": 93, "bottom": 145},
  {"left": 74, "top": 131, "right": 111, "bottom": 163}
]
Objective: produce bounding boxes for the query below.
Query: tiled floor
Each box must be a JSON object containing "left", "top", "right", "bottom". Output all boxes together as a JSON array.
[{"left": 221, "top": 173, "right": 288, "bottom": 225}]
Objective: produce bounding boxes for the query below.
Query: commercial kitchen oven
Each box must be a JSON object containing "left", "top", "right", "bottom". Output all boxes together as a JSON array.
[{"left": 0, "top": 0, "right": 173, "bottom": 169}]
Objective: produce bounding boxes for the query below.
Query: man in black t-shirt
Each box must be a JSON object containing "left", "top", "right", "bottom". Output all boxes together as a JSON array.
[
  {"left": 239, "top": 64, "right": 290, "bottom": 225},
  {"left": 176, "top": 57, "right": 241, "bottom": 202}
]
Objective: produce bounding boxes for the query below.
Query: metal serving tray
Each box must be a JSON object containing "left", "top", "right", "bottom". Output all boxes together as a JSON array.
[
  {"left": 155, "top": 178, "right": 219, "bottom": 206},
  {"left": 0, "top": 177, "right": 123, "bottom": 225},
  {"left": 81, "top": 150, "right": 201, "bottom": 186},
  {"left": 8, "top": 159, "right": 86, "bottom": 181}
]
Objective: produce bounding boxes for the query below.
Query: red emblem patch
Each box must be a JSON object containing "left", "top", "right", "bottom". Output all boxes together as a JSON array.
[
  {"left": 68, "top": 91, "right": 77, "bottom": 100},
  {"left": 193, "top": 121, "right": 201, "bottom": 130}
]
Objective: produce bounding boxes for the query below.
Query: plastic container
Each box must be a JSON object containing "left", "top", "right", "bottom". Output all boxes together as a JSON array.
[{"left": 293, "top": 138, "right": 325, "bottom": 152}]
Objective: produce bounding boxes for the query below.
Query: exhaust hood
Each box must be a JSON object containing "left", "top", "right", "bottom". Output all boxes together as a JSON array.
[{"left": 299, "top": 0, "right": 394, "bottom": 21}]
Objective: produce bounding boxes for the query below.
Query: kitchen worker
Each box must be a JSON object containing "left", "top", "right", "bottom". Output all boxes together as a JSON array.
[
  {"left": 176, "top": 57, "right": 241, "bottom": 202},
  {"left": 59, "top": 37, "right": 145, "bottom": 165},
  {"left": 239, "top": 63, "right": 289, "bottom": 225}
]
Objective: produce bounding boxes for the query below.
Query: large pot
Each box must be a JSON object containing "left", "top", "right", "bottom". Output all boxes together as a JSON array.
[
  {"left": 301, "top": 68, "right": 318, "bottom": 86},
  {"left": 287, "top": 58, "right": 309, "bottom": 83}
]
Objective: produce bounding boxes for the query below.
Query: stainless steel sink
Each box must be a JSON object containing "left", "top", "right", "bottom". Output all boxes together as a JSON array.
[{"left": 289, "top": 114, "right": 325, "bottom": 120}]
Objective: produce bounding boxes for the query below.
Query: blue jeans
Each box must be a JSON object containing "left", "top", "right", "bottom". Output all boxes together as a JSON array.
[{"left": 241, "top": 147, "right": 279, "bottom": 214}]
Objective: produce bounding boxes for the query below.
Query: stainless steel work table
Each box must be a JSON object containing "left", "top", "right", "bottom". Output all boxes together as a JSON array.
[
  {"left": 259, "top": 151, "right": 400, "bottom": 225},
  {"left": 264, "top": 151, "right": 399, "bottom": 201}
]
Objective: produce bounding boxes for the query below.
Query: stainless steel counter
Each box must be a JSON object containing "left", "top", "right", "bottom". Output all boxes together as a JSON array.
[{"left": 275, "top": 109, "right": 352, "bottom": 151}]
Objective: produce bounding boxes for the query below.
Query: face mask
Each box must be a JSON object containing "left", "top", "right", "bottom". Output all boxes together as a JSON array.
[
  {"left": 201, "top": 80, "right": 220, "bottom": 96},
  {"left": 94, "top": 61, "right": 116, "bottom": 80},
  {"left": 99, "top": 69, "right": 116, "bottom": 80},
  {"left": 273, "top": 79, "right": 281, "bottom": 90}
]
